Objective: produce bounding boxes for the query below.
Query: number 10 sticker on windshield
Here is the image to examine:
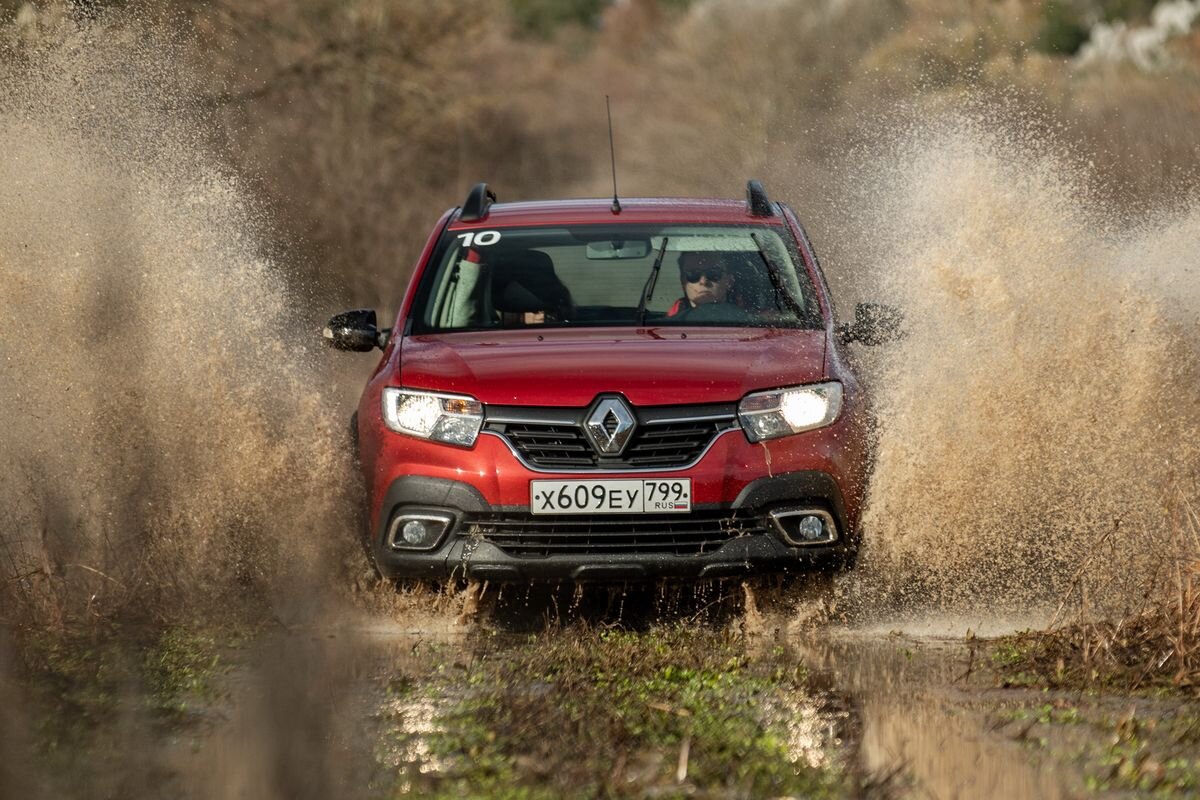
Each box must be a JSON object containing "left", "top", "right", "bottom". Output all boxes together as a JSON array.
[
  {"left": 457, "top": 230, "right": 501, "bottom": 247},
  {"left": 530, "top": 479, "right": 692, "bottom": 515}
]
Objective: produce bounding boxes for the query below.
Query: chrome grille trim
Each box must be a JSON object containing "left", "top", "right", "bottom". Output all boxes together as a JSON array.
[
  {"left": 482, "top": 401, "right": 741, "bottom": 472},
  {"left": 481, "top": 428, "right": 739, "bottom": 473},
  {"left": 483, "top": 401, "right": 740, "bottom": 471}
]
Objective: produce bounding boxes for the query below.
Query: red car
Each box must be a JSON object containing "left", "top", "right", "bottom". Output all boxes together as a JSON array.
[{"left": 325, "top": 182, "right": 897, "bottom": 583}]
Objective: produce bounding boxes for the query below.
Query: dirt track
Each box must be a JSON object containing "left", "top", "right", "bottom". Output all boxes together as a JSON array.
[{"left": 9, "top": 585, "right": 1200, "bottom": 799}]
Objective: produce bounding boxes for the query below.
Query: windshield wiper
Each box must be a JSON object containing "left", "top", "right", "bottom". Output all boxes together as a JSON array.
[
  {"left": 750, "top": 231, "right": 806, "bottom": 320},
  {"left": 635, "top": 236, "right": 669, "bottom": 326}
]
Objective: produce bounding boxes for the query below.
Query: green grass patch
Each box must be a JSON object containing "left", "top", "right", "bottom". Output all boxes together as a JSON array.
[
  {"left": 20, "top": 628, "right": 127, "bottom": 754},
  {"left": 989, "top": 624, "right": 1200, "bottom": 695},
  {"left": 17, "top": 620, "right": 239, "bottom": 759},
  {"left": 993, "top": 696, "right": 1200, "bottom": 796},
  {"left": 142, "top": 625, "right": 225, "bottom": 717},
  {"left": 1083, "top": 709, "right": 1200, "bottom": 795},
  {"left": 389, "top": 626, "right": 852, "bottom": 798}
]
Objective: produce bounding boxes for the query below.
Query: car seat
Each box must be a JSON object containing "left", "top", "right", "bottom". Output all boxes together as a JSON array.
[{"left": 489, "top": 250, "right": 573, "bottom": 322}]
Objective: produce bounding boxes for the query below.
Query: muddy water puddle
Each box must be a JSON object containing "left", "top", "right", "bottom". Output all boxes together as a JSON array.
[
  {"left": 11, "top": 606, "right": 1200, "bottom": 799},
  {"left": 802, "top": 630, "right": 1078, "bottom": 798}
]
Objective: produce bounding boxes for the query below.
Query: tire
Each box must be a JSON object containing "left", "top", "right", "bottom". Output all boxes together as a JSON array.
[{"left": 347, "top": 411, "right": 380, "bottom": 578}]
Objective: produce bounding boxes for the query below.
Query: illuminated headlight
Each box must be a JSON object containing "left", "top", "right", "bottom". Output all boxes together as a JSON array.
[
  {"left": 381, "top": 388, "right": 483, "bottom": 447},
  {"left": 738, "top": 382, "right": 843, "bottom": 442}
]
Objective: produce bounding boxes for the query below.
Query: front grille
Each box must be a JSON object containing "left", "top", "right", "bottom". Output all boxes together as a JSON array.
[
  {"left": 485, "top": 403, "right": 738, "bottom": 470},
  {"left": 502, "top": 422, "right": 593, "bottom": 468},
  {"left": 459, "top": 510, "right": 770, "bottom": 557},
  {"left": 622, "top": 421, "right": 726, "bottom": 468}
]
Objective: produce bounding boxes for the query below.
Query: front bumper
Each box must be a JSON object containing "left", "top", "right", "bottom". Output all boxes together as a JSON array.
[{"left": 372, "top": 471, "right": 857, "bottom": 582}]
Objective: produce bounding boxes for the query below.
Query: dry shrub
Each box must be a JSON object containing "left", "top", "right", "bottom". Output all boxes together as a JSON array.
[
  {"left": 1053, "top": 69, "right": 1200, "bottom": 214},
  {"left": 185, "top": 0, "right": 604, "bottom": 309},
  {"left": 0, "top": 11, "right": 358, "bottom": 633},
  {"left": 54, "top": 0, "right": 1190, "bottom": 311},
  {"left": 1, "top": 0, "right": 1197, "bottom": 639},
  {"left": 841, "top": 110, "right": 1200, "bottom": 616},
  {"left": 1002, "top": 494, "right": 1200, "bottom": 690},
  {"left": 160, "top": 0, "right": 916, "bottom": 308}
]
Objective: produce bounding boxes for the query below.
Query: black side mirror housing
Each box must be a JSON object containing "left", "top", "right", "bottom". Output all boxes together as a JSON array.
[
  {"left": 323, "top": 309, "right": 385, "bottom": 352},
  {"left": 837, "top": 302, "right": 904, "bottom": 346}
]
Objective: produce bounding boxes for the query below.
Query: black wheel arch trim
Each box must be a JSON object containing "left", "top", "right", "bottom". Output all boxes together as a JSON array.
[
  {"left": 731, "top": 471, "right": 851, "bottom": 536},
  {"left": 375, "top": 475, "right": 490, "bottom": 544}
]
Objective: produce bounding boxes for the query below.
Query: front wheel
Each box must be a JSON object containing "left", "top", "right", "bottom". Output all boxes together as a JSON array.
[{"left": 347, "top": 411, "right": 380, "bottom": 578}]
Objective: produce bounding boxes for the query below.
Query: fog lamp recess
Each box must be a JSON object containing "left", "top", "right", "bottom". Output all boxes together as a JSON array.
[
  {"left": 768, "top": 508, "right": 837, "bottom": 546},
  {"left": 387, "top": 511, "right": 454, "bottom": 551}
]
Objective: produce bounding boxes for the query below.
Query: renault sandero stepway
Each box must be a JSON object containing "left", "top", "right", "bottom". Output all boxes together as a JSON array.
[{"left": 324, "top": 181, "right": 899, "bottom": 583}]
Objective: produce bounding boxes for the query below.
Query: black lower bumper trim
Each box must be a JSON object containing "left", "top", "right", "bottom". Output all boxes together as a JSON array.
[
  {"left": 571, "top": 564, "right": 650, "bottom": 581},
  {"left": 372, "top": 471, "right": 856, "bottom": 582}
]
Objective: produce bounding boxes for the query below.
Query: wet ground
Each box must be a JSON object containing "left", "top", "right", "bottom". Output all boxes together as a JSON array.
[{"left": 9, "top": 585, "right": 1200, "bottom": 799}]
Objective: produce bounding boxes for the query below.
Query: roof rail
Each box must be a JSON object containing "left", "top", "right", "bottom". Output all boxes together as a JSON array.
[
  {"left": 460, "top": 182, "right": 496, "bottom": 222},
  {"left": 746, "top": 180, "right": 774, "bottom": 217}
]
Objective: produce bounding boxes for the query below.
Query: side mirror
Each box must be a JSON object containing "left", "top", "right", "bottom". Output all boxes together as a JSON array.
[
  {"left": 323, "top": 309, "right": 386, "bottom": 352},
  {"left": 836, "top": 302, "right": 904, "bottom": 346}
]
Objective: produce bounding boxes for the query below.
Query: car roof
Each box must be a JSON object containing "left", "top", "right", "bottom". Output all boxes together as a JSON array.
[{"left": 447, "top": 197, "right": 789, "bottom": 230}]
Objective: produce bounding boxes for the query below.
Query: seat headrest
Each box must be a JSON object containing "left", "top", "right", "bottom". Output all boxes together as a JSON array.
[
  {"left": 490, "top": 250, "right": 568, "bottom": 314},
  {"left": 491, "top": 249, "right": 556, "bottom": 282},
  {"left": 494, "top": 281, "right": 546, "bottom": 313}
]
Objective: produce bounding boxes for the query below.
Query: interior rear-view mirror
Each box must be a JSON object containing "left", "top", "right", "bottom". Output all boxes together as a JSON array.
[{"left": 585, "top": 239, "right": 652, "bottom": 260}]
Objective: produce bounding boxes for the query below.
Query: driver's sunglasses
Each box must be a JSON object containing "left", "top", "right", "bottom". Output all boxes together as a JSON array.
[{"left": 683, "top": 266, "right": 726, "bottom": 283}]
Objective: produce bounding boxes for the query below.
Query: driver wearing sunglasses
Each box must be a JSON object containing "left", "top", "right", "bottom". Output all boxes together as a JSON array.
[{"left": 665, "top": 251, "right": 735, "bottom": 317}]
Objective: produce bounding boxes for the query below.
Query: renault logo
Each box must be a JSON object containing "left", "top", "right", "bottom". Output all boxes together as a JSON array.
[{"left": 584, "top": 396, "right": 636, "bottom": 456}]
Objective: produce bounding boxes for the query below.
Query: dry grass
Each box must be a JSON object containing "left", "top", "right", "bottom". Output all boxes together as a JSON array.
[
  {"left": 996, "top": 494, "right": 1200, "bottom": 692},
  {"left": 0, "top": 9, "right": 365, "bottom": 638},
  {"left": 0, "top": 0, "right": 1197, "bottom": 644}
]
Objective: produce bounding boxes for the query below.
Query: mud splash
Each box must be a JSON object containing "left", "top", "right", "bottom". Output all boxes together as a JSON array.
[
  {"left": 0, "top": 12, "right": 355, "bottom": 628},
  {"left": 846, "top": 113, "right": 1200, "bottom": 616}
]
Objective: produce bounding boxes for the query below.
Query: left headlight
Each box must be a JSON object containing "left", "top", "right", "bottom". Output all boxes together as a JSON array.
[
  {"left": 738, "top": 382, "right": 843, "bottom": 442},
  {"left": 381, "top": 388, "right": 484, "bottom": 447}
]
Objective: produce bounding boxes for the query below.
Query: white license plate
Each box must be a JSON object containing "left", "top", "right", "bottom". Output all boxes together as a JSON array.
[{"left": 530, "top": 479, "right": 692, "bottom": 515}]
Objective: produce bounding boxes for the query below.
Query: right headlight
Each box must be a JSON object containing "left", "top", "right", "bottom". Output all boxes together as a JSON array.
[
  {"left": 381, "top": 387, "right": 483, "bottom": 447},
  {"left": 738, "top": 382, "right": 843, "bottom": 442}
]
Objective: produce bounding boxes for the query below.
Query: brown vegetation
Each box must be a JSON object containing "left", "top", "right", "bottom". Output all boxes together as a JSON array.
[
  {"left": 1, "top": 5, "right": 1198, "bottom": 799},
  {"left": 0, "top": 10, "right": 361, "bottom": 638},
  {"left": 0, "top": 0, "right": 1197, "bottom": 654},
  {"left": 996, "top": 493, "right": 1200, "bottom": 691},
  {"left": 180, "top": 0, "right": 1200, "bottom": 313}
]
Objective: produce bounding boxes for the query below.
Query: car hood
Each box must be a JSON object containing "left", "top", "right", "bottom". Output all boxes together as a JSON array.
[{"left": 398, "top": 327, "right": 827, "bottom": 407}]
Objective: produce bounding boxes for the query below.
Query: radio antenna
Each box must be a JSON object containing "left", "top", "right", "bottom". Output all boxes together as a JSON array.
[{"left": 606, "top": 96, "right": 621, "bottom": 214}]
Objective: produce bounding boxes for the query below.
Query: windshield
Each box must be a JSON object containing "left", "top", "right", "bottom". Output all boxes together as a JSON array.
[{"left": 410, "top": 224, "right": 823, "bottom": 333}]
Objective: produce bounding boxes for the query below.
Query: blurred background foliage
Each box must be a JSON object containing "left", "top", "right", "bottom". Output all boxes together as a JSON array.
[
  {"left": 1038, "top": 0, "right": 1158, "bottom": 53},
  {"left": 509, "top": 0, "right": 610, "bottom": 38},
  {"left": 1, "top": 0, "right": 1197, "bottom": 310}
]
